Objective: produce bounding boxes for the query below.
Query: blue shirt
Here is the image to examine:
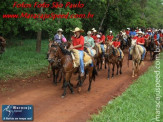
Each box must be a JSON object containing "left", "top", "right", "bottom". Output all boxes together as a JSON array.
[
  {"left": 54, "top": 34, "right": 65, "bottom": 43},
  {"left": 129, "top": 31, "right": 136, "bottom": 36}
]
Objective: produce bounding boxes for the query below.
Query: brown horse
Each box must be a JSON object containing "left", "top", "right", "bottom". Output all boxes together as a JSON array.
[
  {"left": 47, "top": 40, "right": 62, "bottom": 84},
  {"left": 48, "top": 43, "right": 97, "bottom": 98},
  {"left": 0, "top": 36, "right": 6, "bottom": 54},
  {"left": 104, "top": 44, "right": 123, "bottom": 80},
  {"left": 93, "top": 44, "right": 103, "bottom": 70}
]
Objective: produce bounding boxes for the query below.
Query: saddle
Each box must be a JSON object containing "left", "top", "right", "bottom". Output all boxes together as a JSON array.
[
  {"left": 86, "top": 47, "right": 96, "bottom": 57},
  {"left": 71, "top": 49, "right": 92, "bottom": 68},
  {"left": 96, "top": 43, "right": 107, "bottom": 53}
]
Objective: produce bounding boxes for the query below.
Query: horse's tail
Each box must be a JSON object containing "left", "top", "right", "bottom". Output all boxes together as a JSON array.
[{"left": 92, "top": 66, "right": 98, "bottom": 81}]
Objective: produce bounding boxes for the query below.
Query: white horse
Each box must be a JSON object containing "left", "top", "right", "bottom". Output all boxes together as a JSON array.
[{"left": 130, "top": 39, "right": 146, "bottom": 77}]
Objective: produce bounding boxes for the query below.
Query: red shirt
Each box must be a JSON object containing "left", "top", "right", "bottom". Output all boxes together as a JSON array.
[
  {"left": 144, "top": 34, "right": 149, "bottom": 39},
  {"left": 136, "top": 37, "right": 145, "bottom": 45},
  {"left": 132, "top": 36, "right": 138, "bottom": 40},
  {"left": 125, "top": 30, "right": 130, "bottom": 35},
  {"left": 107, "top": 35, "right": 114, "bottom": 41},
  {"left": 112, "top": 41, "right": 120, "bottom": 48},
  {"left": 154, "top": 34, "right": 157, "bottom": 40},
  {"left": 100, "top": 35, "right": 105, "bottom": 44},
  {"left": 91, "top": 35, "right": 97, "bottom": 40},
  {"left": 72, "top": 35, "right": 84, "bottom": 50},
  {"left": 160, "top": 33, "right": 163, "bottom": 37}
]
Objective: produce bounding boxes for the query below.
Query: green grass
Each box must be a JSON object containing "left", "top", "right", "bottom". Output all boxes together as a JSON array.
[
  {"left": 89, "top": 53, "right": 163, "bottom": 122},
  {"left": 0, "top": 39, "right": 49, "bottom": 81}
]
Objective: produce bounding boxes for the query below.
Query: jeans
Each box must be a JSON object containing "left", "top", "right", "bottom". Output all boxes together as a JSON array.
[
  {"left": 118, "top": 48, "right": 122, "bottom": 58},
  {"left": 139, "top": 45, "right": 146, "bottom": 60},
  {"left": 88, "top": 47, "right": 94, "bottom": 56},
  {"left": 79, "top": 50, "right": 84, "bottom": 73},
  {"left": 100, "top": 44, "right": 105, "bottom": 57}
]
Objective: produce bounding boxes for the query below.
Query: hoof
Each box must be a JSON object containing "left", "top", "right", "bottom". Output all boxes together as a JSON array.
[
  {"left": 107, "top": 78, "right": 110, "bottom": 80},
  {"left": 61, "top": 95, "right": 65, "bottom": 98},
  {"left": 71, "top": 91, "right": 74, "bottom": 94},
  {"left": 78, "top": 87, "right": 81, "bottom": 92}
]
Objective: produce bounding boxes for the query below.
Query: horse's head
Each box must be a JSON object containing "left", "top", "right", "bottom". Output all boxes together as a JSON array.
[
  {"left": 131, "top": 39, "right": 137, "bottom": 47},
  {"left": 105, "top": 45, "right": 114, "bottom": 58},
  {"left": 48, "top": 43, "right": 61, "bottom": 67}
]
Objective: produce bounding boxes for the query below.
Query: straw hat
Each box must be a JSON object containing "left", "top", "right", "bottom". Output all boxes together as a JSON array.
[
  {"left": 93, "top": 30, "right": 97, "bottom": 33},
  {"left": 87, "top": 31, "right": 91, "bottom": 35},
  {"left": 57, "top": 28, "right": 63, "bottom": 32},
  {"left": 71, "top": 27, "right": 84, "bottom": 33},
  {"left": 91, "top": 28, "right": 95, "bottom": 31},
  {"left": 110, "top": 31, "right": 112, "bottom": 33},
  {"left": 137, "top": 31, "right": 143, "bottom": 34}
]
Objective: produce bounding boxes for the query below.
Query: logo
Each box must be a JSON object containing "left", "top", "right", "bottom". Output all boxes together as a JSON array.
[{"left": 2, "top": 105, "right": 33, "bottom": 121}]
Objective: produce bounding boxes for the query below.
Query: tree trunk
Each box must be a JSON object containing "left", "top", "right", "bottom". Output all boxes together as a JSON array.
[
  {"left": 99, "top": 0, "right": 109, "bottom": 31},
  {"left": 36, "top": 0, "right": 44, "bottom": 53}
]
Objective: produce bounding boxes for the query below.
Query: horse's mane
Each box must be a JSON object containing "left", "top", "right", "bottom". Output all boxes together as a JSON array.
[{"left": 58, "top": 44, "right": 71, "bottom": 55}]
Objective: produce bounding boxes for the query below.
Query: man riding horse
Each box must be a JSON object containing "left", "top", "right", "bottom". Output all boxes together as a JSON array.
[{"left": 70, "top": 27, "right": 85, "bottom": 77}]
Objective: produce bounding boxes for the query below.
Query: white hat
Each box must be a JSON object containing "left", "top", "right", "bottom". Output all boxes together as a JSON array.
[
  {"left": 137, "top": 31, "right": 143, "bottom": 34},
  {"left": 93, "top": 30, "right": 97, "bottom": 33},
  {"left": 110, "top": 31, "right": 112, "bottom": 33},
  {"left": 96, "top": 34, "right": 101, "bottom": 38},
  {"left": 127, "top": 28, "right": 130, "bottom": 30},
  {"left": 71, "top": 27, "right": 84, "bottom": 33},
  {"left": 87, "top": 31, "right": 91, "bottom": 35},
  {"left": 139, "top": 29, "right": 141, "bottom": 31},
  {"left": 57, "top": 28, "right": 63, "bottom": 32},
  {"left": 92, "top": 28, "right": 95, "bottom": 31}
]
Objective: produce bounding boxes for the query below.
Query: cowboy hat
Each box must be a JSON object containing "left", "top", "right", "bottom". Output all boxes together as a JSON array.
[
  {"left": 71, "top": 27, "right": 84, "bottom": 33},
  {"left": 91, "top": 28, "right": 95, "bottom": 31},
  {"left": 93, "top": 30, "right": 97, "bottom": 33},
  {"left": 137, "top": 31, "right": 143, "bottom": 34},
  {"left": 87, "top": 31, "right": 91, "bottom": 35},
  {"left": 57, "top": 28, "right": 63, "bottom": 32}
]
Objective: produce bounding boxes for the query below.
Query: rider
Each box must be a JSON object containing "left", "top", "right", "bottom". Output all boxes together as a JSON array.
[
  {"left": 84, "top": 31, "right": 95, "bottom": 56},
  {"left": 112, "top": 37, "right": 122, "bottom": 60},
  {"left": 70, "top": 27, "right": 85, "bottom": 76},
  {"left": 107, "top": 31, "right": 114, "bottom": 42},
  {"left": 129, "top": 28, "right": 137, "bottom": 37},
  {"left": 54, "top": 28, "right": 66, "bottom": 43},
  {"left": 136, "top": 31, "right": 146, "bottom": 61},
  {"left": 98, "top": 30, "right": 106, "bottom": 61},
  {"left": 153, "top": 30, "right": 160, "bottom": 47},
  {"left": 91, "top": 29, "right": 97, "bottom": 41}
]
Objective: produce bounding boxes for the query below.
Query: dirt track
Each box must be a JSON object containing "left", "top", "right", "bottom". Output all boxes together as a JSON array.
[{"left": 0, "top": 51, "right": 153, "bottom": 122}]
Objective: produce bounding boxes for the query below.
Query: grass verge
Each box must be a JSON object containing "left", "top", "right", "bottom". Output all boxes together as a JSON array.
[
  {"left": 0, "top": 39, "right": 49, "bottom": 81},
  {"left": 89, "top": 53, "right": 163, "bottom": 122}
]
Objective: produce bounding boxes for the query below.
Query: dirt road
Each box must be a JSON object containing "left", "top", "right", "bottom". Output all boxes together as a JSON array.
[{"left": 0, "top": 51, "right": 153, "bottom": 122}]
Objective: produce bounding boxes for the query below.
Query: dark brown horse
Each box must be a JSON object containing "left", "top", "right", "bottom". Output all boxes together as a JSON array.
[
  {"left": 93, "top": 44, "right": 103, "bottom": 70},
  {"left": 47, "top": 40, "right": 62, "bottom": 84},
  {"left": 104, "top": 45, "right": 123, "bottom": 79},
  {"left": 0, "top": 36, "right": 6, "bottom": 54},
  {"left": 48, "top": 43, "right": 97, "bottom": 98}
]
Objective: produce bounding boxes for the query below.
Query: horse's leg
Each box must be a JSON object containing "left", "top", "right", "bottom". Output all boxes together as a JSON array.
[
  {"left": 47, "top": 64, "right": 51, "bottom": 78},
  {"left": 132, "top": 61, "right": 135, "bottom": 77},
  {"left": 59, "top": 69, "right": 62, "bottom": 83},
  {"left": 88, "top": 67, "right": 93, "bottom": 91},
  {"left": 116, "top": 62, "right": 119, "bottom": 75},
  {"left": 105, "top": 58, "right": 107, "bottom": 69},
  {"left": 62, "top": 73, "right": 72, "bottom": 98},
  {"left": 112, "top": 63, "right": 115, "bottom": 78},
  {"left": 97, "top": 58, "right": 100, "bottom": 71},
  {"left": 56, "top": 69, "right": 60, "bottom": 83},
  {"left": 68, "top": 81, "right": 74, "bottom": 94},
  {"left": 107, "top": 63, "right": 110, "bottom": 80},
  {"left": 52, "top": 67, "right": 57, "bottom": 85},
  {"left": 120, "top": 60, "right": 122, "bottom": 74}
]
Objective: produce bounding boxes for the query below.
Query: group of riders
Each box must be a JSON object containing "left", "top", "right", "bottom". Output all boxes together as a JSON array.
[{"left": 52, "top": 27, "right": 163, "bottom": 76}]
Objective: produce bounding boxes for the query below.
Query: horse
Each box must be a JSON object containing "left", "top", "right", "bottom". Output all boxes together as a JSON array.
[
  {"left": 93, "top": 44, "right": 103, "bottom": 70},
  {"left": 47, "top": 40, "right": 62, "bottom": 84},
  {"left": 48, "top": 43, "right": 97, "bottom": 98},
  {"left": 104, "top": 44, "right": 123, "bottom": 80},
  {"left": 129, "top": 39, "right": 145, "bottom": 77},
  {"left": 119, "top": 34, "right": 127, "bottom": 50},
  {"left": 0, "top": 36, "right": 6, "bottom": 54}
]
